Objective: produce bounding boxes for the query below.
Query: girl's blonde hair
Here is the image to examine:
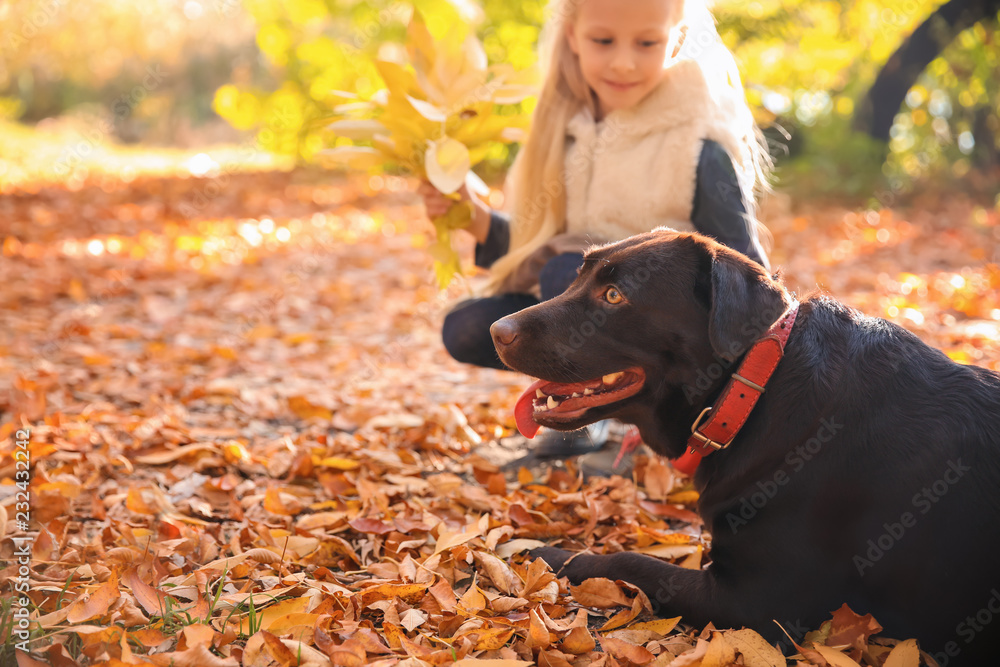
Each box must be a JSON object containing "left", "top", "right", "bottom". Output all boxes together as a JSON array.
[{"left": 487, "top": 0, "right": 770, "bottom": 292}]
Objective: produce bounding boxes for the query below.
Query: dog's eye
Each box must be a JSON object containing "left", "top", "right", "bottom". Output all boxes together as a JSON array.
[{"left": 604, "top": 287, "right": 624, "bottom": 304}]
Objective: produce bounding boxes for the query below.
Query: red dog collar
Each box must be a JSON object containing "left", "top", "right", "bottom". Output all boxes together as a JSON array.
[{"left": 670, "top": 301, "right": 800, "bottom": 476}]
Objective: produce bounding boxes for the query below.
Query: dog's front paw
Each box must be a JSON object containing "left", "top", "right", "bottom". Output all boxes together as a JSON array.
[{"left": 529, "top": 546, "right": 574, "bottom": 574}]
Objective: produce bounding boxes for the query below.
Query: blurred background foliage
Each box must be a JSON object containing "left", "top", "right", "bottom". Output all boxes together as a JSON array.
[{"left": 1, "top": 0, "right": 999, "bottom": 200}]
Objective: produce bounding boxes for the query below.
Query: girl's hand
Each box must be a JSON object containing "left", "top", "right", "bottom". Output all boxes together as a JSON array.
[
  {"left": 418, "top": 180, "right": 491, "bottom": 243},
  {"left": 418, "top": 180, "right": 466, "bottom": 219}
]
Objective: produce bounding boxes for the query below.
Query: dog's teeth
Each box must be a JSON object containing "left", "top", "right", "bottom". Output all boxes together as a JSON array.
[
  {"left": 603, "top": 372, "right": 624, "bottom": 385},
  {"left": 584, "top": 388, "right": 595, "bottom": 395},
  {"left": 536, "top": 388, "right": 545, "bottom": 398},
  {"left": 547, "top": 395, "right": 559, "bottom": 409},
  {"left": 572, "top": 392, "right": 582, "bottom": 398}
]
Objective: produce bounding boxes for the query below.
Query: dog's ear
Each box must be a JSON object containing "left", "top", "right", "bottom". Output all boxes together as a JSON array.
[{"left": 707, "top": 245, "right": 790, "bottom": 362}]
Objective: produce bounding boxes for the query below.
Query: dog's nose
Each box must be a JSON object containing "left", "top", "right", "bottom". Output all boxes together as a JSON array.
[{"left": 490, "top": 317, "right": 519, "bottom": 348}]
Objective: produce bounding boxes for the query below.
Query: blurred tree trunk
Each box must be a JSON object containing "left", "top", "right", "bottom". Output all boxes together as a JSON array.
[{"left": 855, "top": 0, "right": 1000, "bottom": 142}]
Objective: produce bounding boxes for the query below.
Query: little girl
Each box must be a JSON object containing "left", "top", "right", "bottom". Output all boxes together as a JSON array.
[{"left": 423, "top": 0, "right": 770, "bottom": 465}]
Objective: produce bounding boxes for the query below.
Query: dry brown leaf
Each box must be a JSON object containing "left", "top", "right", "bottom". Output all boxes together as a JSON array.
[
  {"left": 65, "top": 572, "right": 121, "bottom": 623},
  {"left": 148, "top": 644, "right": 239, "bottom": 667},
  {"left": 723, "top": 628, "right": 785, "bottom": 667},
  {"left": 527, "top": 608, "right": 552, "bottom": 649},
  {"left": 600, "top": 635, "right": 656, "bottom": 664},
  {"left": 701, "top": 631, "right": 737, "bottom": 667},
  {"left": 560, "top": 626, "right": 596, "bottom": 654},
  {"left": 361, "top": 582, "right": 428, "bottom": 607},
  {"left": 473, "top": 550, "right": 522, "bottom": 595},
  {"left": 882, "top": 639, "right": 920, "bottom": 667},
  {"left": 451, "top": 659, "right": 534, "bottom": 666},
  {"left": 801, "top": 644, "right": 864, "bottom": 667},
  {"left": 122, "top": 567, "right": 170, "bottom": 616},
  {"left": 570, "top": 578, "right": 631, "bottom": 608}
]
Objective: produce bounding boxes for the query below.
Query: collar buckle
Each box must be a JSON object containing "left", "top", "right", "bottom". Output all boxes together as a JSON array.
[{"left": 690, "top": 407, "right": 730, "bottom": 453}]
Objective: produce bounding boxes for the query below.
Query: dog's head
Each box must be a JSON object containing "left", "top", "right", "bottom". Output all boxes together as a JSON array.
[{"left": 491, "top": 228, "right": 792, "bottom": 457}]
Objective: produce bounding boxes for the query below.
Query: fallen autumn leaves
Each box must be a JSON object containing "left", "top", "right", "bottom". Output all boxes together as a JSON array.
[{"left": 1, "top": 165, "right": 999, "bottom": 666}]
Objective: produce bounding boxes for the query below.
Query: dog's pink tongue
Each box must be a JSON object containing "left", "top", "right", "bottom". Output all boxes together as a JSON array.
[{"left": 514, "top": 380, "right": 547, "bottom": 439}]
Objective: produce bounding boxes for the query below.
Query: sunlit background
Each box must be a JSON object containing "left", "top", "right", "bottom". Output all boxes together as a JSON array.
[
  {"left": 2, "top": 0, "right": 1000, "bottom": 368},
  {"left": 2, "top": 0, "right": 999, "bottom": 196}
]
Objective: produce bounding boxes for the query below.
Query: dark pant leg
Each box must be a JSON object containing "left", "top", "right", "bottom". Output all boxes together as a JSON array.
[
  {"left": 539, "top": 252, "right": 585, "bottom": 301},
  {"left": 442, "top": 293, "right": 538, "bottom": 370},
  {"left": 442, "top": 253, "right": 584, "bottom": 371}
]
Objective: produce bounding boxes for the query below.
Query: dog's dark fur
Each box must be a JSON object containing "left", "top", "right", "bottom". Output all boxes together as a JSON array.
[{"left": 490, "top": 229, "right": 1000, "bottom": 662}]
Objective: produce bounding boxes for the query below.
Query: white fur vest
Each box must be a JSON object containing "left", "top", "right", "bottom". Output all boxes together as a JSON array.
[
  {"left": 563, "top": 59, "right": 744, "bottom": 242},
  {"left": 495, "top": 59, "right": 747, "bottom": 295}
]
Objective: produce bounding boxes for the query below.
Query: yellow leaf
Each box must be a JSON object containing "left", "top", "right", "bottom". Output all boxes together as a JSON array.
[
  {"left": 666, "top": 490, "right": 700, "bottom": 504},
  {"left": 287, "top": 395, "right": 332, "bottom": 421},
  {"left": 723, "top": 628, "right": 785, "bottom": 667},
  {"left": 327, "top": 119, "right": 386, "bottom": 140},
  {"left": 883, "top": 639, "right": 920, "bottom": 667},
  {"left": 433, "top": 517, "right": 486, "bottom": 555},
  {"left": 628, "top": 617, "right": 682, "bottom": 636},
  {"left": 702, "top": 632, "right": 737, "bottom": 667},
  {"left": 407, "top": 95, "right": 448, "bottom": 122},
  {"left": 425, "top": 136, "right": 470, "bottom": 194},
  {"left": 808, "top": 644, "right": 863, "bottom": 667},
  {"left": 457, "top": 583, "right": 487, "bottom": 614},
  {"left": 318, "top": 146, "right": 385, "bottom": 170},
  {"left": 258, "top": 597, "right": 310, "bottom": 631},
  {"left": 361, "top": 582, "right": 428, "bottom": 607},
  {"left": 317, "top": 456, "right": 360, "bottom": 470},
  {"left": 68, "top": 278, "right": 87, "bottom": 303},
  {"left": 406, "top": 11, "right": 437, "bottom": 76},
  {"left": 471, "top": 627, "right": 516, "bottom": 650}
]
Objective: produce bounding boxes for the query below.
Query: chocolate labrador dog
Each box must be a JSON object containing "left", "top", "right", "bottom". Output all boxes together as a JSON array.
[{"left": 490, "top": 229, "right": 1000, "bottom": 664}]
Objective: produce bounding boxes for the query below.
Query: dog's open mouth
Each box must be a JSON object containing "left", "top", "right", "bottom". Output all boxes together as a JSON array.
[{"left": 513, "top": 367, "right": 646, "bottom": 438}]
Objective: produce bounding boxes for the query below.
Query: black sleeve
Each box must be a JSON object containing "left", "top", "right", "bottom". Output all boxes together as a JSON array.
[
  {"left": 691, "top": 140, "right": 769, "bottom": 269},
  {"left": 474, "top": 210, "right": 511, "bottom": 269}
]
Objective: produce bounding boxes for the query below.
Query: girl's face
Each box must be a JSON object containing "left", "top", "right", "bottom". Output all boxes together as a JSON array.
[{"left": 566, "top": 0, "right": 682, "bottom": 118}]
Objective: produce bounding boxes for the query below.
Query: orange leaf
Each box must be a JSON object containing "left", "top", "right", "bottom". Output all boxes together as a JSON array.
[
  {"left": 803, "top": 644, "right": 863, "bottom": 667},
  {"left": 122, "top": 567, "right": 170, "bottom": 616},
  {"left": 527, "top": 608, "right": 552, "bottom": 649},
  {"left": 181, "top": 623, "right": 216, "bottom": 649},
  {"left": 360, "top": 582, "right": 428, "bottom": 608},
  {"left": 599, "top": 636, "right": 655, "bottom": 664},
  {"left": 66, "top": 572, "right": 121, "bottom": 623},
  {"left": 569, "top": 578, "right": 630, "bottom": 608},
  {"left": 429, "top": 576, "right": 458, "bottom": 613},
  {"left": 883, "top": 639, "right": 920, "bottom": 667},
  {"left": 560, "top": 626, "right": 596, "bottom": 654},
  {"left": 472, "top": 626, "right": 516, "bottom": 650},
  {"left": 598, "top": 595, "right": 644, "bottom": 632},
  {"left": 826, "top": 603, "right": 882, "bottom": 656},
  {"left": 457, "top": 583, "right": 487, "bottom": 615},
  {"left": 261, "top": 631, "right": 299, "bottom": 666},
  {"left": 288, "top": 395, "right": 333, "bottom": 420},
  {"left": 702, "top": 632, "right": 737, "bottom": 667}
]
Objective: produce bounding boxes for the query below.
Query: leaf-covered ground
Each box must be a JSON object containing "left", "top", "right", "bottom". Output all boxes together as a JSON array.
[{"left": 2, "top": 157, "right": 999, "bottom": 667}]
